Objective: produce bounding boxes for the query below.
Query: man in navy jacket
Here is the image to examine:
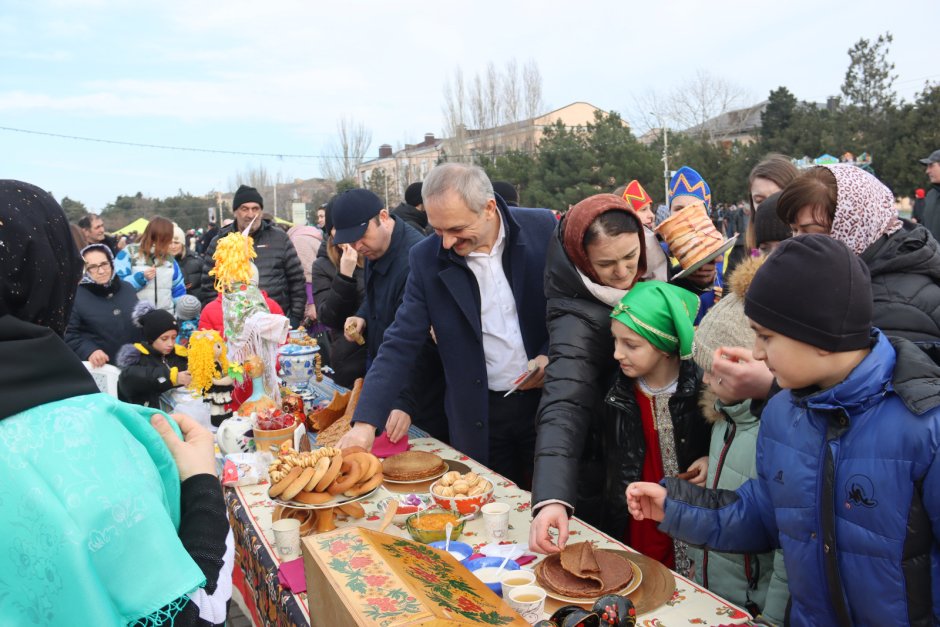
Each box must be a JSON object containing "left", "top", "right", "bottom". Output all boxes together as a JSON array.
[{"left": 339, "top": 163, "right": 555, "bottom": 486}]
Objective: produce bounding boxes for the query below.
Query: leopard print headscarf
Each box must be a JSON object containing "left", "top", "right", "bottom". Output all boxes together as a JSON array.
[{"left": 823, "top": 164, "right": 902, "bottom": 255}]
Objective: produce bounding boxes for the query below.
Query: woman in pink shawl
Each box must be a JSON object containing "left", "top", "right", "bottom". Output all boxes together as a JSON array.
[{"left": 776, "top": 164, "right": 940, "bottom": 363}]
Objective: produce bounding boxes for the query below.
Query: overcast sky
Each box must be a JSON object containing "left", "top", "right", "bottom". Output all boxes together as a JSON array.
[{"left": 2, "top": 0, "right": 936, "bottom": 212}]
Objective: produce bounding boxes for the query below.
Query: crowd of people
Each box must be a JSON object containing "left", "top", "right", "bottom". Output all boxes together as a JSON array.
[{"left": 3, "top": 147, "right": 940, "bottom": 625}]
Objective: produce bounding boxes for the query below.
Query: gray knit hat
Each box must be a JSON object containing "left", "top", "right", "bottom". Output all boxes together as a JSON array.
[
  {"left": 692, "top": 257, "right": 763, "bottom": 372},
  {"left": 175, "top": 294, "right": 202, "bottom": 321}
]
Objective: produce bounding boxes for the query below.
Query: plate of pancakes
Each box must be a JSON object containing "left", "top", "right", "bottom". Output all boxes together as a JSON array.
[
  {"left": 382, "top": 451, "right": 449, "bottom": 484},
  {"left": 535, "top": 541, "right": 642, "bottom": 603}
]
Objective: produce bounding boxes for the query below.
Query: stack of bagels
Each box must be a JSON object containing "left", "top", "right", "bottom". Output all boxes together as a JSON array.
[{"left": 268, "top": 445, "right": 383, "bottom": 505}]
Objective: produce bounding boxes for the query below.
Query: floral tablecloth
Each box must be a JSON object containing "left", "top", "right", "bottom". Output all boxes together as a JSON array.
[{"left": 225, "top": 436, "right": 752, "bottom": 626}]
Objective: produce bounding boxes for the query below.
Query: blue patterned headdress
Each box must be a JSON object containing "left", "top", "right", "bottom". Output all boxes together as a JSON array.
[{"left": 669, "top": 166, "right": 711, "bottom": 210}]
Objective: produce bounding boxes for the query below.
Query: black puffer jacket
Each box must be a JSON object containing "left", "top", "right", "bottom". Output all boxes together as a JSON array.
[
  {"left": 311, "top": 242, "right": 367, "bottom": 388},
  {"left": 65, "top": 276, "right": 142, "bottom": 362},
  {"left": 391, "top": 202, "right": 432, "bottom": 235},
  {"left": 531, "top": 225, "right": 613, "bottom": 527},
  {"left": 175, "top": 248, "right": 205, "bottom": 296},
  {"left": 861, "top": 220, "right": 940, "bottom": 362},
  {"left": 200, "top": 220, "right": 306, "bottom": 324},
  {"left": 601, "top": 359, "right": 710, "bottom": 538}
]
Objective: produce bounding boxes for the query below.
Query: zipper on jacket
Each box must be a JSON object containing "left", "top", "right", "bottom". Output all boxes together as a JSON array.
[
  {"left": 821, "top": 409, "right": 853, "bottom": 627},
  {"left": 702, "top": 420, "right": 737, "bottom": 589}
]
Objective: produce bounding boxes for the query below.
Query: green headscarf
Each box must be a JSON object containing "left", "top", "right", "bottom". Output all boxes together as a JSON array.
[{"left": 610, "top": 281, "right": 699, "bottom": 359}]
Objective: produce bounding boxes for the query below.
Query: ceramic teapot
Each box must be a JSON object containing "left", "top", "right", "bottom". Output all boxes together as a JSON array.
[{"left": 216, "top": 415, "right": 254, "bottom": 456}]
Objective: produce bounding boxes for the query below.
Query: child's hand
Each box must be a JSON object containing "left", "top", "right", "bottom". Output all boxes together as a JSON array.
[
  {"left": 626, "top": 482, "right": 666, "bottom": 522},
  {"left": 685, "top": 456, "right": 709, "bottom": 486},
  {"left": 177, "top": 370, "right": 193, "bottom": 386}
]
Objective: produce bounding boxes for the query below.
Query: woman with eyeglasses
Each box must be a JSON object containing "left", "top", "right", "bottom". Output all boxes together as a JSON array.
[{"left": 65, "top": 243, "right": 143, "bottom": 367}]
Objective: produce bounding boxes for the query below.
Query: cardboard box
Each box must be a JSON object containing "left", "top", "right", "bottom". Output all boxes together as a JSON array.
[{"left": 303, "top": 527, "right": 528, "bottom": 626}]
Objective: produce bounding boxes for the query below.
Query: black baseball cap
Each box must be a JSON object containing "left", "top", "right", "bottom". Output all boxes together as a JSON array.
[
  {"left": 919, "top": 149, "right": 940, "bottom": 165},
  {"left": 331, "top": 189, "right": 384, "bottom": 244}
]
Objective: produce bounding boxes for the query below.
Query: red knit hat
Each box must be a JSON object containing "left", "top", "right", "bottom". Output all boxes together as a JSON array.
[{"left": 622, "top": 180, "right": 653, "bottom": 212}]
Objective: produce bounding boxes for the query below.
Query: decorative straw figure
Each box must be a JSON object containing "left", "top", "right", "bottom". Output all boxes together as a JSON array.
[{"left": 188, "top": 329, "right": 238, "bottom": 427}]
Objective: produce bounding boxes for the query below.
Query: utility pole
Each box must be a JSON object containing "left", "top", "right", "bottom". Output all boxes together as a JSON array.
[{"left": 662, "top": 125, "right": 669, "bottom": 210}]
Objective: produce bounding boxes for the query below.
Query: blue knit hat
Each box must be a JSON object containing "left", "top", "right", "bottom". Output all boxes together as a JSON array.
[{"left": 669, "top": 166, "right": 711, "bottom": 210}]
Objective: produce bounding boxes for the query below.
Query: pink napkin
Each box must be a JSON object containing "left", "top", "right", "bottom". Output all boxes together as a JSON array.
[
  {"left": 371, "top": 432, "right": 409, "bottom": 458},
  {"left": 277, "top": 557, "right": 306, "bottom": 593}
]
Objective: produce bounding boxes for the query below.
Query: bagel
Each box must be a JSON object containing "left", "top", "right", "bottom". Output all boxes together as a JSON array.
[
  {"left": 305, "top": 456, "right": 332, "bottom": 491},
  {"left": 337, "top": 502, "right": 366, "bottom": 519},
  {"left": 268, "top": 466, "right": 303, "bottom": 498},
  {"left": 282, "top": 467, "right": 316, "bottom": 501},
  {"left": 344, "top": 471, "right": 383, "bottom": 497},
  {"left": 327, "top": 458, "right": 363, "bottom": 495},
  {"left": 294, "top": 491, "right": 334, "bottom": 505},
  {"left": 315, "top": 453, "right": 344, "bottom": 492},
  {"left": 345, "top": 452, "right": 378, "bottom": 481},
  {"left": 340, "top": 445, "right": 368, "bottom": 456}
]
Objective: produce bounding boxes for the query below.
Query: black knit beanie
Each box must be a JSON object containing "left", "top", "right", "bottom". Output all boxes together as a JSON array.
[
  {"left": 133, "top": 302, "right": 179, "bottom": 343},
  {"left": 753, "top": 193, "right": 792, "bottom": 248},
  {"left": 404, "top": 182, "right": 423, "bottom": 208},
  {"left": 744, "top": 234, "right": 872, "bottom": 351},
  {"left": 232, "top": 185, "right": 264, "bottom": 210}
]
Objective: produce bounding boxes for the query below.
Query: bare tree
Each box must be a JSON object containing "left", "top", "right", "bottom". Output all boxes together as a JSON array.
[
  {"left": 522, "top": 59, "right": 544, "bottom": 119},
  {"left": 322, "top": 117, "right": 373, "bottom": 182},
  {"left": 230, "top": 164, "right": 273, "bottom": 212},
  {"left": 503, "top": 59, "right": 521, "bottom": 122}
]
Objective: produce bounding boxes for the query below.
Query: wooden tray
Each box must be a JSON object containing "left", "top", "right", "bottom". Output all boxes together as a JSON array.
[{"left": 542, "top": 550, "right": 675, "bottom": 616}]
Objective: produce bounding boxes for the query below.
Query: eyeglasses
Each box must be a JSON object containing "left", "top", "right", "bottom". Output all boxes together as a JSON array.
[{"left": 85, "top": 262, "right": 112, "bottom": 273}]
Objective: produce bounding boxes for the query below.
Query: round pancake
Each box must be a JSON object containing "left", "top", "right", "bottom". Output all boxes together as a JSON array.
[{"left": 536, "top": 550, "right": 634, "bottom": 599}]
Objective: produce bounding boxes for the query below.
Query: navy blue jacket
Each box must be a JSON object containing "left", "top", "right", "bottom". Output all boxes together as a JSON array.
[
  {"left": 659, "top": 331, "right": 940, "bottom": 626},
  {"left": 353, "top": 200, "right": 556, "bottom": 463},
  {"left": 65, "top": 276, "right": 142, "bottom": 362}
]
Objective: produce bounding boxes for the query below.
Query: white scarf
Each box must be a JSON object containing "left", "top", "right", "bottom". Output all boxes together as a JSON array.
[{"left": 576, "top": 267, "right": 628, "bottom": 307}]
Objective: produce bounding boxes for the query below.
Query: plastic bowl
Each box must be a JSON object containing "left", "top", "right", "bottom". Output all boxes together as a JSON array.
[
  {"left": 428, "top": 540, "right": 473, "bottom": 563},
  {"left": 429, "top": 478, "right": 495, "bottom": 516},
  {"left": 464, "top": 557, "right": 521, "bottom": 596},
  {"left": 404, "top": 511, "right": 465, "bottom": 544},
  {"left": 378, "top": 494, "right": 434, "bottom": 524}
]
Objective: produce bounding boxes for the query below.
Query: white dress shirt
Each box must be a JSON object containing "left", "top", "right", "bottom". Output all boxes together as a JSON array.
[{"left": 466, "top": 214, "right": 530, "bottom": 391}]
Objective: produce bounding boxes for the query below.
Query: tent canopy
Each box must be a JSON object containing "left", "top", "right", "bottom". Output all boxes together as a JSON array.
[{"left": 113, "top": 217, "right": 149, "bottom": 236}]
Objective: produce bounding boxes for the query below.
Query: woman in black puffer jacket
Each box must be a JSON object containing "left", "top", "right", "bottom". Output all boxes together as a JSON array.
[
  {"left": 312, "top": 234, "right": 367, "bottom": 388},
  {"left": 530, "top": 194, "right": 650, "bottom": 550}
]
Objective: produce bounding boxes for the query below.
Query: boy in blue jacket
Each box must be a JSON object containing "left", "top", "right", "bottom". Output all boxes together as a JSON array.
[{"left": 626, "top": 234, "right": 940, "bottom": 627}]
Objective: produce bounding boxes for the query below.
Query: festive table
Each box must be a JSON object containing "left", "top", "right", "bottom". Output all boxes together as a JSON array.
[{"left": 224, "top": 435, "right": 754, "bottom": 626}]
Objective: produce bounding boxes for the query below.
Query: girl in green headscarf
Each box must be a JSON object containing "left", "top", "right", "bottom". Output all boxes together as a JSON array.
[{"left": 603, "top": 281, "right": 710, "bottom": 575}]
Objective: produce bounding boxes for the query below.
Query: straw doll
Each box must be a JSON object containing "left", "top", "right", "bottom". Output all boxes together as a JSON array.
[{"left": 188, "top": 329, "right": 241, "bottom": 427}]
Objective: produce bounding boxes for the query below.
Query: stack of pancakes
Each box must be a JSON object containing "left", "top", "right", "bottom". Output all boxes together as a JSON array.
[
  {"left": 535, "top": 542, "right": 634, "bottom": 598},
  {"left": 382, "top": 451, "right": 446, "bottom": 482}
]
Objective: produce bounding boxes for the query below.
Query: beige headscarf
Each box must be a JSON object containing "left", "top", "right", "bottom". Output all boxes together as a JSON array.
[{"left": 823, "top": 164, "right": 902, "bottom": 255}]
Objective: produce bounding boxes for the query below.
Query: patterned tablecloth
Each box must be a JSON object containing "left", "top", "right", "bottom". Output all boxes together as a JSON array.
[{"left": 225, "top": 437, "right": 753, "bottom": 627}]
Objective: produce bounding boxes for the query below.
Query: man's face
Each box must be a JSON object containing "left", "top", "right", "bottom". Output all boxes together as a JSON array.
[
  {"left": 84, "top": 218, "right": 106, "bottom": 242},
  {"left": 351, "top": 211, "right": 393, "bottom": 260},
  {"left": 234, "top": 202, "right": 263, "bottom": 232},
  {"left": 317, "top": 209, "right": 326, "bottom": 228},
  {"left": 426, "top": 190, "right": 499, "bottom": 256},
  {"left": 926, "top": 161, "right": 940, "bottom": 185},
  {"left": 687, "top": 259, "right": 718, "bottom": 288}
]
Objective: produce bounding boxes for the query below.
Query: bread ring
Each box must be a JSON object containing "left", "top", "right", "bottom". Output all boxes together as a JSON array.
[
  {"left": 305, "top": 456, "right": 332, "bottom": 491},
  {"left": 340, "top": 446, "right": 367, "bottom": 456},
  {"left": 294, "top": 491, "right": 334, "bottom": 505},
  {"left": 327, "top": 458, "right": 363, "bottom": 495},
  {"left": 344, "top": 451, "right": 374, "bottom": 477},
  {"left": 344, "top": 471, "right": 383, "bottom": 497},
  {"left": 282, "top": 467, "right": 316, "bottom": 501},
  {"left": 364, "top": 453, "right": 382, "bottom": 479},
  {"left": 268, "top": 466, "right": 303, "bottom": 498},
  {"left": 337, "top": 502, "right": 366, "bottom": 519},
  {"left": 315, "top": 453, "right": 344, "bottom": 492}
]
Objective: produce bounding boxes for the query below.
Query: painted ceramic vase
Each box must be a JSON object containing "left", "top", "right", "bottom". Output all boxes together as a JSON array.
[{"left": 278, "top": 343, "right": 319, "bottom": 390}]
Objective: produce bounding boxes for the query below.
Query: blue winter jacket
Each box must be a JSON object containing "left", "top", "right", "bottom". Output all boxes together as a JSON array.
[{"left": 658, "top": 331, "right": 940, "bottom": 627}]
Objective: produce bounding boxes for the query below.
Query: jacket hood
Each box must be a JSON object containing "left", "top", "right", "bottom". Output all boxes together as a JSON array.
[
  {"left": 860, "top": 220, "right": 940, "bottom": 283},
  {"left": 794, "top": 330, "right": 940, "bottom": 416}
]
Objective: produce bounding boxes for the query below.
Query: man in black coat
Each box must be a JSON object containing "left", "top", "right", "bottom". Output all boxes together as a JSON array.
[
  {"left": 390, "top": 181, "right": 432, "bottom": 235},
  {"left": 336, "top": 189, "right": 448, "bottom": 441},
  {"left": 919, "top": 149, "right": 940, "bottom": 241},
  {"left": 200, "top": 186, "right": 306, "bottom": 325}
]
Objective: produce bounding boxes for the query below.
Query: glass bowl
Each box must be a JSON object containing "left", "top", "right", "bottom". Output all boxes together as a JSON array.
[{"left": 404, "top": 510, "right": 465, "bottom": 544}]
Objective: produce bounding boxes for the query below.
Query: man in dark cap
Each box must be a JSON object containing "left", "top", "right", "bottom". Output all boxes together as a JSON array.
[
  {"left": 200, "top": 184, "right": 306, "bottom": 325},
  {"left": 334, "top": 188, "right": 448, "bottom": 441},
  {"left": 919, "top": 149, "right": 940, "bottom": 241},
  {"left": 492, "top": 181, "right": 519, "bottom": 207},
  {"left": 390, "top": 181, "right": 431, "bottom": 235}
]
